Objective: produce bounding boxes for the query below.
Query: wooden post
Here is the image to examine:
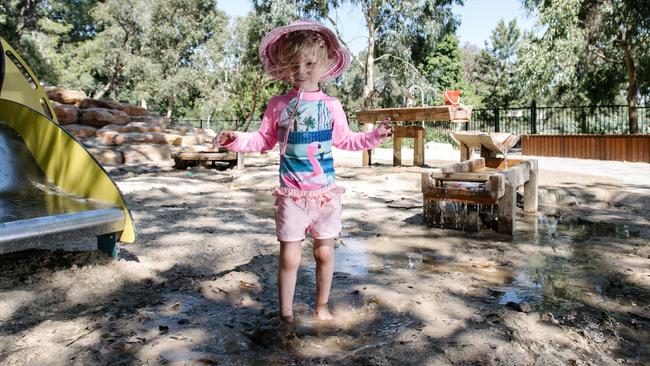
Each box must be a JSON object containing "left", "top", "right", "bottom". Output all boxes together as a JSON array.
[
  {"left": 236, "top": 152, "right": 245, "bottom": 170},
  {"left": 523, "top": 160, "right": 538, "bottom": 212},
  {"left": 460, "top": 142, "right": 470, "bottom": 161},
  {"left": 497, "top": 182, "right": 516, "bottom": 235},
  {"left": 414, "top": 127, "right": 424, "bottom": 166},
  {"left": 362, "top": 123, "right": 374, "bottom": 166},
  {"left": 393, "top": 137, "right": 402, "bottom": 166}
]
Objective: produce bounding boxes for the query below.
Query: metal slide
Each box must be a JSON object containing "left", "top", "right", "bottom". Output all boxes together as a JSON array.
[{"left": 0, "top": 37, "right": 135, "bottom": 258}]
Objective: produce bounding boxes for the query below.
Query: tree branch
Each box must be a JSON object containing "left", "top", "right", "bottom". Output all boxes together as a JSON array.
[
  {"left": 587, "top": 44, "right": 623, "bottom": 65},
  {"left": 322, "top": 11, "right": 365, "bottom": 71},
  {"left": 375, "top": 53, "right": 426, "bottom": 80}
]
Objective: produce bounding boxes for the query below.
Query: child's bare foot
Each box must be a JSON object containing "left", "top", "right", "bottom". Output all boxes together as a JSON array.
[
  {"left": 281, "top": 314, "right": 294, "bottom": 323},
  {"left": 315, "top": 305, "right": 333, "bottom": 321}
]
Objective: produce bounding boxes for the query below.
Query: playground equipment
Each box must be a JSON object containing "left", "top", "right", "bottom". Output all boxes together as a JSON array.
[
  {"left": 356, "top": 104, "right": 471, "bottom": 167},
  {"left": 421, "top": 131, "right": 538, "bottom": 235},
  {"left": 0, "top": 37, "right": 135, "bottom": 258}
]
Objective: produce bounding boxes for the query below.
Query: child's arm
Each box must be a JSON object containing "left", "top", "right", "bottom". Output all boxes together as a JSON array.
[
  {"left": 214, "top": 100, "right": 279, "bottom": 152},
  {"left": 328, "top": 99, "right": 392, "bottom": 151}
]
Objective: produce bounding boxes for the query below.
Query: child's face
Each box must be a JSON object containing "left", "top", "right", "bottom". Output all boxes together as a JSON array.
[{"left": 292, "top": 48, "right": 327, "bottom": 91}]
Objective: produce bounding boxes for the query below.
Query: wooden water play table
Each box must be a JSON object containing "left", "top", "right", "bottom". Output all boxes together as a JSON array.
[
  {"left": 356, "top": 106, "right": 470, "bottom": 166},
  {"left": 421, "top": 157, "right": 538, "bottom": 235}
]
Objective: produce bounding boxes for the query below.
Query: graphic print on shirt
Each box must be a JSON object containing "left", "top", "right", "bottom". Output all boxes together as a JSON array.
[{"left": 279, "top": 99, "right": 336, "bottom": 190}]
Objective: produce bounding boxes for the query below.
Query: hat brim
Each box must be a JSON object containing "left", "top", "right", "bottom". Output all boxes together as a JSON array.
[{"left": 259, "top": 19, "right": 351, "bottom": 82}]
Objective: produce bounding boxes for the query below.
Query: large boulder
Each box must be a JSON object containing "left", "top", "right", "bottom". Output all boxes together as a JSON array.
[
  {"left": 62, "top": 124, "right": 96, "bottom": 139},
  {"left": 119, "top": 144, "right": 172, "bottom": 164},
  {"left": 79, "top": 108, "right": 130, "bottom": 127},
  {"left": 86, "top": 148, "right": 124, "bottom": 165},
  {"left": 112, "top": 132, "right": 183, "bottom": 146},
  {"left": 117, "top": 122, "right": 164, "bottom": 133},
  {"left": 168, "top": 125, "right": 215, "bottom": 144},
  {"left": 129, "top": 115, "right": 170, "bottom": 128},
  {"left": 180, "top": 135, "right": 201, "bottom": 146},
  {"left": 52, "top": 103, "right": 79, "bottom": 124},
  {"left": 79, "top": 99, "right": 149, "bottom": 116},
  {"left": 96, "top": 129, "right": 120, "bottom": 145},
  {"left": 45, "top": 87, "right": 86, "bottom": 105}
]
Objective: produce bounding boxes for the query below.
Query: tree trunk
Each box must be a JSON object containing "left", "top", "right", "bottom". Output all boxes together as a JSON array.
[
  {"left": 93, "top": 55, "right": 123, "bottom": 100},
  {"left": 241, "top": 74, "right": 262, "bottom": 132},
  {"left": 93, "top": 81, "right": 113, "bottom": 100},
  {"left": 362, "top": 2, "right": 377, "bottom": 109},
  {"left": 622, "top": 37, "right": 638, "bottom": 134},
  {"left": 166, "top": 95, "right": 174, "bottom": 118},
  {"left": 363, "top": 33, "right": 375, "bottom": 109},
  {"left": 13, "top": 0, "right": 38, "bottom": 41}
]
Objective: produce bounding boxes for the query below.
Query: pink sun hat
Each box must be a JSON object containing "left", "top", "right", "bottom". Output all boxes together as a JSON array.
[{"left": 258, "top": 18, "right": 351, "bottom": 82}]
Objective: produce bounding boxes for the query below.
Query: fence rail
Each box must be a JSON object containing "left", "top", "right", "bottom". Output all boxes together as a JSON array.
[{"left": 466, "top": 104, "right": 650, "bottom": 135}]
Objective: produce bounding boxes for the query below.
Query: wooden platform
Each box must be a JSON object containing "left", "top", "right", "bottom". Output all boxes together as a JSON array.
[
  {"left": 173, "top": 149, "right": 243, "bottom": 170},
  {"left": 356, "top": 106, "right": 471, "bottom": 167},
  {"left": 356, "top": 106, "right": 471, "bottom": 123}
]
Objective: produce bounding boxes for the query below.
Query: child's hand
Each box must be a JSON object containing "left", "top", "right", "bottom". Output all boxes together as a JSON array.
[
  {"left": 376, "top": 118, "right": 394, "bottom": 139},
  {"left": 212, "top": 131, "right": 237, "bottom": 148}
]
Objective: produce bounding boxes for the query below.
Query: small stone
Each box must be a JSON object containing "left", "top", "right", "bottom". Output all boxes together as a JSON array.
[{"left": 506, "top": 301, "right": 532, "bottom": 313}]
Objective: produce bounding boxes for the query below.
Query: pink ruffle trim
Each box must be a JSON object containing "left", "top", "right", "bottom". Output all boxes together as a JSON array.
[{"left": 272, "top": 184, "right": 345, "bottom": 202}]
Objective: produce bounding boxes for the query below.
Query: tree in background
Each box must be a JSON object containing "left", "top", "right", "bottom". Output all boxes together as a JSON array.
[
  {"left": 63, "top": 0, "right": 146, "bottom": 100},
  {"left": 458, "top": 43, "right": 483, "bottom": 107},
  {"left": 300, "top": 0, "right": 461, "bottom": 108},
  {"left": 475, "top": 19, "right": 525, "bottom": 108},
  {"left": 0, "top": 0, "right": 99, "bottom": 85},
  {"left": 143, "top": 0, "right": 227, "bottom": 118},
  {"left": 521, "top": 0, "right": 650, "bottom": 133}
]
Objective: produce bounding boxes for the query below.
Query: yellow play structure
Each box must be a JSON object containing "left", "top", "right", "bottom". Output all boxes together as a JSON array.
[{"left": 0, "top": 37, "right": 135, "bottom": 258}]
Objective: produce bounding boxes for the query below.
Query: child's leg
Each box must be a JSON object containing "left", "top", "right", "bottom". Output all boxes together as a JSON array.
[
  {"left": 278, "top": 240, "right": 302, "bottom": 322},
  {"left": 313, "top": 238, "right": 335, "bottom": 320}
]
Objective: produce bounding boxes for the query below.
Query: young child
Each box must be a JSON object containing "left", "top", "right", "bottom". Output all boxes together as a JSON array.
[{"left": 213, "top": 19, "right": 393, "bottom": 322}]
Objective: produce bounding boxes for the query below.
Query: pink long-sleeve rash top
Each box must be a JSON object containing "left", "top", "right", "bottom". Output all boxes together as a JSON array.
[{"left": 222, "top": 88, "right": 384, "bottom": 191}]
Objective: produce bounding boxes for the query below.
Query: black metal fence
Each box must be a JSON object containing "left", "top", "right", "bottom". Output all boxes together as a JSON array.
[{"left": 463, "top": 103, "right": 649, "bottom": 135}]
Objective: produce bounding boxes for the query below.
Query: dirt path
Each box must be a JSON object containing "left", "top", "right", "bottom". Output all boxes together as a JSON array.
[{"left": 1, "top": 148, "right": 649, "bottom": 365}]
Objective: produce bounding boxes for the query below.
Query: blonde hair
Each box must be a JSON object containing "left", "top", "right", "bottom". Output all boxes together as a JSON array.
[{"left": 274, "top": 31, "right": 336, "bottom": 82}]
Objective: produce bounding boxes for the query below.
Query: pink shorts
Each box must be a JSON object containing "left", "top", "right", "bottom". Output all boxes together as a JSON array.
[{"left": 273, "top": 185, "right": 344, "bottom": 241}]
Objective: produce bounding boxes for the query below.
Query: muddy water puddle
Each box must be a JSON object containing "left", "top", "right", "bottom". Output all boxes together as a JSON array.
[
  {"left": 330, "top": 214, "right": 646, "bottom": 315},
  {"left": 501, "top": 215, "right": 643, "bottom": 309},
  {"left": 135, "top": 214, "right": 648, "bottom": 363}
]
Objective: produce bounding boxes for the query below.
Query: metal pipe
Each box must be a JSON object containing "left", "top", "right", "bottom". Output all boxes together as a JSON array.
[{"left": 408, "top": 84, "right": 426, "bottom": 106}]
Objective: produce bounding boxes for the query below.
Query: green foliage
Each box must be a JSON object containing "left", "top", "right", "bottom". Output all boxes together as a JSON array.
[
  {"left": 0, "top": 0, "right": 99, "bottom": 84},
  {"left": 6, "top": 0, "right": 648, "bottom": 132},
  {"left": 475, "top": 19, "right": 527, "bottom": 107}
]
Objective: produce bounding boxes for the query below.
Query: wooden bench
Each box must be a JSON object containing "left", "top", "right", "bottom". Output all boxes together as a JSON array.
[{"left": 173, "top": 149, "right": 244, "bottom": 170}]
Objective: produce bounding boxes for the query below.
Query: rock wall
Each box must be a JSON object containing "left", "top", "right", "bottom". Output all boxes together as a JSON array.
[{"left": 45, "top": 87, "right": 216, "bottom": 166}]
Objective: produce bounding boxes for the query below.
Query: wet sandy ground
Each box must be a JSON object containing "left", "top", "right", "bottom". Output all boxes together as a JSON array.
[{"left": 0, "top": 148, "right": 649, "bottom": 365}]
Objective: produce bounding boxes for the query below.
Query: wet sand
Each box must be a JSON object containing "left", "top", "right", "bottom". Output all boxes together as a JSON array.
[{"left": 0, "top": 147, "right": 649, "bottom": 365}]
